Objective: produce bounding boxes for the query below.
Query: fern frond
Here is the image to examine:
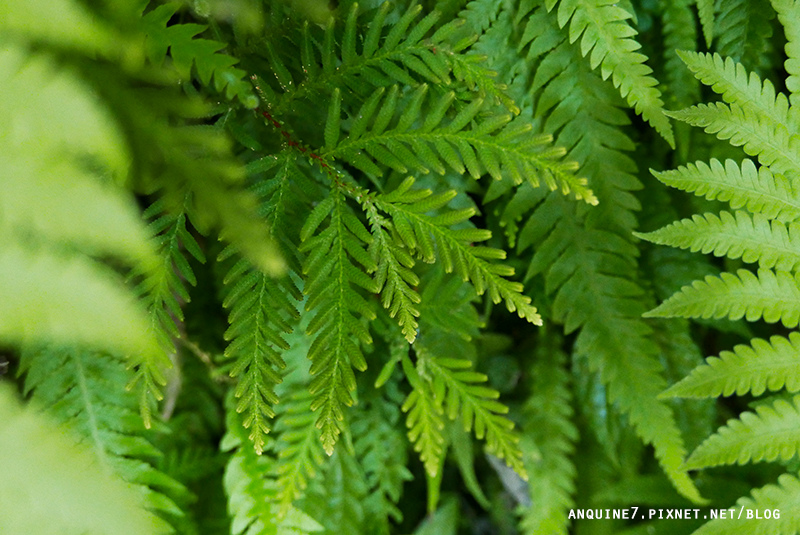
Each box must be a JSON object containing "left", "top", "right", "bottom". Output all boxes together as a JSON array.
[
  {"left": 663, "top": 333, "right": 800, "bottom": 398},
  {"left": 132, "top": 197, "right": 206, "bottom": 425},
  {"left": 692, "top": 473, "right": 800, "bottom": 535},
  {"left": 669, "top": 102, "right": 800, "bottom": 181},
  {"left": 323, "top": 86, "right": 595, "bottom": 204},
  {"left": 371, "top": 178, "right": 542, "bottom": 325},
  {"left": 141, "top": 2, "right": 256, "bottom": 107},
  {"left": 549, "top": 0, "right": 675, "bottom": 146},
  {"left": 300, "top": 189, "right": 379, "bottom": 454},
  {"left": 636, "top": 211, "right": 800, "bottom": 271},
  {"left": 652, "top": 159, "right": 800, "bottom": 223},
  {"left": 220, "top": 248, "right": 301, "bottom": 453},
  {"left": 19, "top": 347, "right": 186, "bottom": 524},
  {"left": 0, "top": 385, "right": 170, "bottom": 535},
  {"left": 518, "top": 340, "right": 577, "bottom": 535},
  {"left": 684, "top": 396, "right": 800, "bottom": 469},
  {"left": 645, "top": 269, "right": 800, "bottom": 327},
  {"left": 772, "top": 0, "right": 800, "bottom": 107},
  {"left": 414, "top": 339, "right": 527, "bottom": 479}
]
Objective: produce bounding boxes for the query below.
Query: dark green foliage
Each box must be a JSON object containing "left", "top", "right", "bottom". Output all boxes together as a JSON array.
[{"left": 6, "top": 0, "right": 800, "bottom": 534}]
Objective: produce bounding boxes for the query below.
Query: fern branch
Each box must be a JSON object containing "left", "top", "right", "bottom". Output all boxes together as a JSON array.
[
  {"left": 645, "top": 268, "right": 800, "bottom": 328},
  {"left": 685, "top": 396, "right": 800, "bottom": 469},
  {"left": 663, "top": 333, "right": 800, "bottom": 398},
  {"left": 300, "top": 189, "right": 379, "bottom": 454},
  {"left": 636, "top": 211, "right": 800, "bottom": 272},
  {"left": 371, "top": 178, "right": 542, "bottom": 325},
  {"left": 652, "top": 159, "right": 800, "bottom": 223}
]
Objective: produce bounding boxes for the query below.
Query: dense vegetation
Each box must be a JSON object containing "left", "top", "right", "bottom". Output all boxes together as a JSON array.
[{"left": 3, "top": 0, "right": 800, "bottom": 533}]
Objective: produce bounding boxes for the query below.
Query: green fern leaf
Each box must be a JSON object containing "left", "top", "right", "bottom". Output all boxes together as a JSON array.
[
  {"left": 663, "top": 333, "right": 800, "bottom": 398},
  {"left": 652, "top": 159, "right": 800, "bottom": 223},
  {"left": 717, "top": 0, "right": 775, "bottom": 69},
  {"left": 360, "top": 189, "right": 422, "bottom": 343},
  {"left": 550, "top": 0, "right": 675, "bottom": 146},
  {"left": 220, "top": 249, "right": 301, "bottom": 453},
  {"left": 678, "top": 51, "right": 796, "bottom": 131},
  {"left": 300, "top": 189, "right": 379, "bottom": 454},
  {"left": 352, "top": 390, "right": 413, "bottom": 533},
  {"left": 222, "top": 394, "right": 323, "bottom": 535},
  {"left": 685, "top": 396, "right": 800, "bottom": 469},
  {"left": 645, "top": 269, "right": 800, "bottom": 327},
  {"left": 300, "top": 447, "right": 369, "bottom": 535},
  {"left": 636, "top": 211, "right": 800, "bottom": 271}
]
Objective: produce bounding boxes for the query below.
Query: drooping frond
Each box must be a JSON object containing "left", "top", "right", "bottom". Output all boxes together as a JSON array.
[
  {"left": 636, "top": 211, "right": 800, "bottom": 271},
  {"left": 519, "top": 338, "right": 577, "bottom": 535},
  {"left": 0, "top": 385, "right": 170, "bottom": 535},
  {"left": 684, "top": 396, "right": 800, "bottom": 469},
  {"left": 663, "top": 333, "right": 800, "bottom": 398},
  {"left": 322, "top": 85, "right": 595, "bottom": 204},
  {"left": 19, "top": 347, "right": 186, "bottom": 525},
  {"left": 401, "top": 352, "right": 447, "bottom": 478},
  {"left": 131, "top": 197, "right": 205, "bottom": 426},
  {"left": 545, "top": 0, "right": 675, "bottom": 146},
  {"left": 299, "top": 189, "right": 379, "bottom": 454},
  {"left": 645, "top": 269, "right": 800, "bottom": 328},
  {"left": 652, "top": 159, "right": 800, "bottom": 223},
  {"left": 219, "top": 247, "right": 301, "bottom": 453}
]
